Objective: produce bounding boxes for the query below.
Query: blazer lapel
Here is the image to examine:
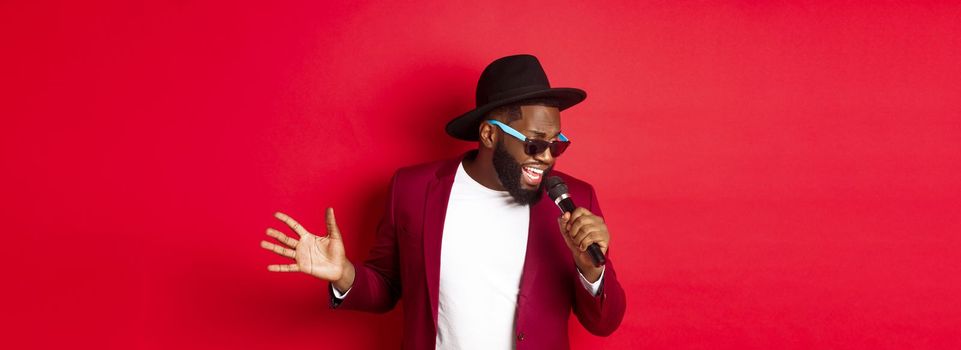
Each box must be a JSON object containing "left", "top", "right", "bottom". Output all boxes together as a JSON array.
[
  {"left": 422, "top": 153, "right": 462, "bottom": 329},
  {"left": 518, "top": 192, "right": 554, "bottom": 302}
]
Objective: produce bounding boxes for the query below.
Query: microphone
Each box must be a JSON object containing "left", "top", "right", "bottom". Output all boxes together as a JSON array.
[{"left": 545, "top": 176, "right": 606, "bottom": 267}]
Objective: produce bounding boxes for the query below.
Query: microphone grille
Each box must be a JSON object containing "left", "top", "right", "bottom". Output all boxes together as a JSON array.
[{"left": 545, "top": 176, "right": 569, "bottom": 200}]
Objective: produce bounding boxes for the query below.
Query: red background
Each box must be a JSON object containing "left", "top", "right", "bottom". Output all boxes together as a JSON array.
[{"left": 2, "top": 1, "right": 960, "bottom": 349}]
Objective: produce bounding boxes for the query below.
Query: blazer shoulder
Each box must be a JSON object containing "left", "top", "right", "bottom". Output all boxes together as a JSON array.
[
  {"left": 549, "top": 169, "right": 595, "bottom": 193},
  {"left": 388, "top": 154, "right": 466, "bottom": 194},
  {"left": 549, "top": 169, "right": 605, "bottom": 216},
  {"left": 392, "top": 158, "right": 450, "bottom": 183}
]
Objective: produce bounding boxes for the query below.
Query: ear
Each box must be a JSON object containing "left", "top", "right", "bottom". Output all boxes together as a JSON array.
[{"left": 479, "top": 120, "right": 497, "bottom": 149}]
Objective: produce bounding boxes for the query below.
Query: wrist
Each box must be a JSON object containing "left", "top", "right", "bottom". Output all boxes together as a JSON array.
[
  {"left": 332, "top": 260, "right": 355, "bottom": 293},
  {"left": 576, "top": 261, "right": 603, "bottom": 283}
]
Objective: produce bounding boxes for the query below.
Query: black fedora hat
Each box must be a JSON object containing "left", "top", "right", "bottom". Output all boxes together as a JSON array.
[{"left": 446, "top": 54, "right": 586, "bottom": 141}]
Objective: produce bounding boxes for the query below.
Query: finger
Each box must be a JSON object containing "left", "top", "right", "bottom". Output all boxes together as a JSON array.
[
  {"left": 577, "top": 230, "right": 606, "bottom": 251},
  {"left": 325, "top": 207, "right": 342, "bottom": 240},
  {"left": 571, "top": 222, "right": 598, "bottom": 244},
  {"left": 557, "top": 215, "right": 569, "bottom": 235},
  {"left": 582, "top": 238, "right": 609, "bottom": 255},
  {"left": 566, "top": 207, "right": 592, "bottom": 232},
  {"left": 266, "top": 228, "right": 299, "bottom": 248},
  {"left": 268, "top": 264, "right": 300, "bottom": 272},
  {"left": 569, "top": 215, "right": 598, "bottom": 240},
  {"left": 570, "top": 207, "right": 592, "bottom": 221},
  {"left": 260, "top": 240, "right": 295, "bottom": 258},
  {"left": 275, "top": 211, "right": 309, "bottom": 237},
  {"left": 557, "top": 216, "right": 579, "bottom": 250}
]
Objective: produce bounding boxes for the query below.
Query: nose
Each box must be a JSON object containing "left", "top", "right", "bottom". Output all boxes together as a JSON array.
[{"left": 533, "top": 146, "right": 554, "bottom": 165}]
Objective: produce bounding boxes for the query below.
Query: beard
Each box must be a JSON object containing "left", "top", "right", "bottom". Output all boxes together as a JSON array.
[{"left": 492, "top": 138, "right": 549, "bottom": 205}]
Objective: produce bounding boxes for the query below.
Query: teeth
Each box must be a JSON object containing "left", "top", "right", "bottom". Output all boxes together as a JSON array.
[{"left": 523, "top": 166, "right": 543, "bottom": 183}]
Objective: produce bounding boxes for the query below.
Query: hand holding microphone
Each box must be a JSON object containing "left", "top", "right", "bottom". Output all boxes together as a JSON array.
[{"left": 546, "top": 176, "right": 609, "bottom": 280}]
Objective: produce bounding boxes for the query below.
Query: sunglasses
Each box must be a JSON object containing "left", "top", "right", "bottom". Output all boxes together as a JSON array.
[{"left": 486, "top": 120, "right": 571, "bottom": 157}]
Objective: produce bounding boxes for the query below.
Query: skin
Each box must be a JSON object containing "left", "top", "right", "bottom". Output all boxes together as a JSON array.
[
  {"left": 262, "top": 209, "right": 355, "bottom": 293},
  {"left": 260, "top": 105, "right": 611, "bottom": 292}
]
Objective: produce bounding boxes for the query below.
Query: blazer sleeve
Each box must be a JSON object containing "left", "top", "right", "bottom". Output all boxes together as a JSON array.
[
  {"left": 328, "top": 172, "right": 402, "bottom": 313},
  {"left": 570, "top": 184, "right": 627, "bottom": 336}
]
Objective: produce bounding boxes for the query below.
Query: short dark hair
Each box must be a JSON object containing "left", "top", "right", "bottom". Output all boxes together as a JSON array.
[{"left": 486, "top": 98, "right": 561, "bottom": 124}]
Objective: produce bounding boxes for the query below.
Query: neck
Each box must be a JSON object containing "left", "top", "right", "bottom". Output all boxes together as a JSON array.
[{"left": 462, "top": 148, "right": 505, "bottom": 191}]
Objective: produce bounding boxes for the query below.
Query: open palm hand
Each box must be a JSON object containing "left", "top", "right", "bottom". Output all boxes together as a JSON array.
[{"left": 261, "top": 208, "right": 347, "bottom": 282}]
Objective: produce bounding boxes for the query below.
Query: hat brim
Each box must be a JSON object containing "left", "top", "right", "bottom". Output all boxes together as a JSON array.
[{"left": 445, "top": 87, "right": 586, "bottom": 141}]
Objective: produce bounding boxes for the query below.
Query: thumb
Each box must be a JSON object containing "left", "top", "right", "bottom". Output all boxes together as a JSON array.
[
  {"left": 558, "top": 214, "right": 576, "bottom": 250},
  {"left": 326, "top": 207, "right": 342, "bottom": 240},
  {"left": 557, "top": 212, "right": 571, "bottom": 234}
]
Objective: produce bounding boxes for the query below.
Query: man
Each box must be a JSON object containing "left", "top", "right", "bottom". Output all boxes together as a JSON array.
[{"left": 260, "top": 54, "right": 626, "bottom": 349}]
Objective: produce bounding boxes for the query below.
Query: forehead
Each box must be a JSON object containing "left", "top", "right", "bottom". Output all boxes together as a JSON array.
[{"left": 513, "top": 105, "right": 561, "bottom": 136}]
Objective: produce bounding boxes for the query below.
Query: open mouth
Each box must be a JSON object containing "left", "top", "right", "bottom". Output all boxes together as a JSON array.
[{"left": 521, "top": 165, "right": 545, "bottom": 186}]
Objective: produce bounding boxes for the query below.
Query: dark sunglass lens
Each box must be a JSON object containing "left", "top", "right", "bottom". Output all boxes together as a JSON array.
[
  {"left": 538, "top": 141, "right": 554, "bottom": 155},
  {"left": 551, "top": 141, "right": 570, "bottom": 157},
  {"left": 524, "top": 141, "right": 549, "bottom": 156},
  {"left": 524, "top": 143, "right": 539, "bottom": 155},
  {"left": 526, "top": 140, "right": 569, "bottom": 157}
]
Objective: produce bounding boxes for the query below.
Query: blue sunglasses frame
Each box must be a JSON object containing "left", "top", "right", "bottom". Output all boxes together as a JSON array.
[{"left": 486, "top": 120, "right": 571, "bottom": 157}]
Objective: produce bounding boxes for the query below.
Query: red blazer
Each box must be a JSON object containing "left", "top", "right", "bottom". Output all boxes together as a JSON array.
[{"left": 331, "top": 151, "right": 626, "bottom": 349}]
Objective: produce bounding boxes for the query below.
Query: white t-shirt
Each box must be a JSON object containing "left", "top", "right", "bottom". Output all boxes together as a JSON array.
[{"left": 434, "top": 162, "right": 532, "bottom": 349}]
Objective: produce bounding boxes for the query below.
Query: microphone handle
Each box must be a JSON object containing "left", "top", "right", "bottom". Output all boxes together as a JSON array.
[
  {"left": 587, "top": 244, "right": 606, "bottom": 267},
  {"left": 557, "top": 197, "right": 607, "bottom": 267}
]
